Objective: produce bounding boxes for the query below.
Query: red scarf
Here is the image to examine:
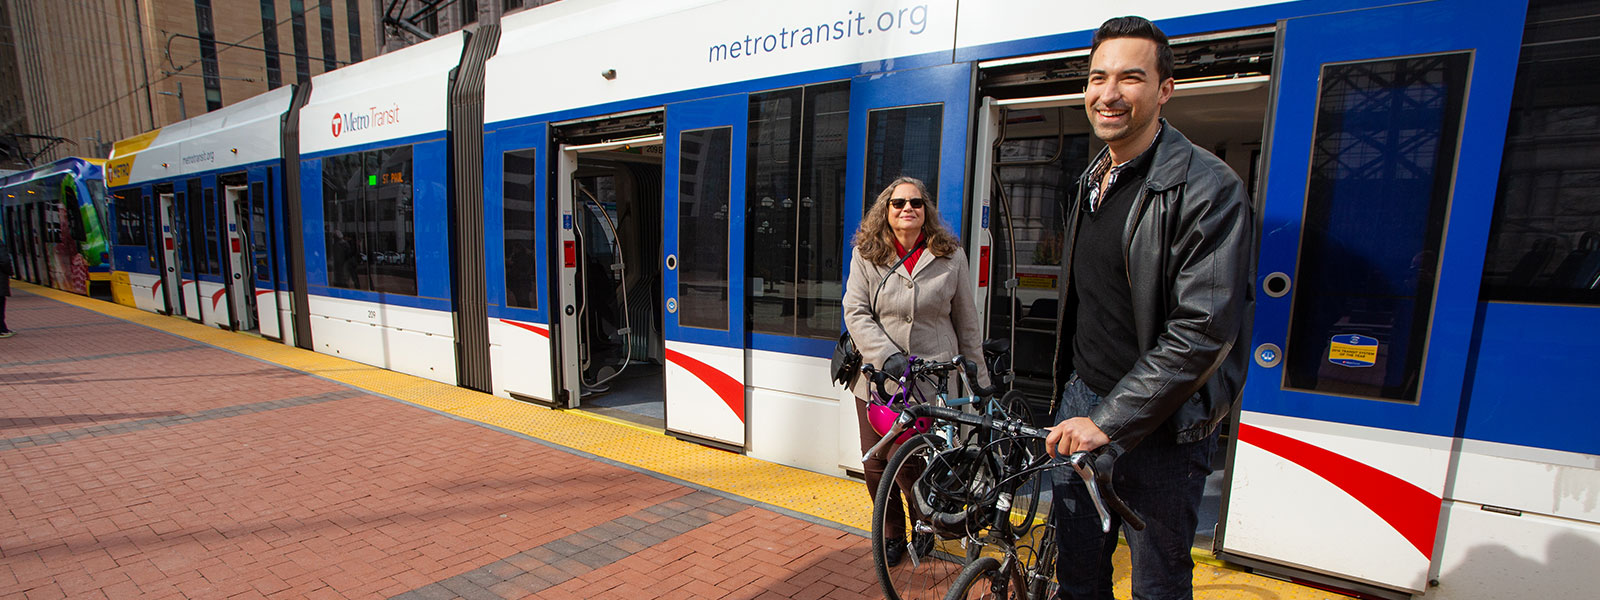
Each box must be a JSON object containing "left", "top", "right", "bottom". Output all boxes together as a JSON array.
[{"left": 893, "top": 235, "right": 927, "bottom": 274}]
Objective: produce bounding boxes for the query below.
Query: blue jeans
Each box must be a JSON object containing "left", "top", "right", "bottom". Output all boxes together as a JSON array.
[{"left": 1052, "top": 375, "right": 1217, "bottom": 600}]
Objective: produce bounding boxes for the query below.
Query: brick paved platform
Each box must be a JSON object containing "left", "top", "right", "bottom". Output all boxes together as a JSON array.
[{"left": 0, "top": 285, "right": 1348, "bottom": 600}]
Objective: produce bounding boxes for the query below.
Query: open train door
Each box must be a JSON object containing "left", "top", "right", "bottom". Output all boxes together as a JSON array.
[
  {"left": 245, "top": 170, "right": 283, "bottom": 339},
  {"left": 661, "top": 95, "right": 747, "bottom": 449},
  {"left": 1217, "top": 1, "right": 1526, "bottom": 597},
  {"left": 156, "top": 191, "right": 185, "bottom": 316},
  {"left": 220, "top": 181, "right": 258, "bottom": 332}
]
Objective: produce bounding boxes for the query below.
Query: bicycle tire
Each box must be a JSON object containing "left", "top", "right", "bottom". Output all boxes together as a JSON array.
[
  {"left": 872, "top": 433, "right": 972, "bottom": 600},
  {"left": 945, "top": 556, "right": 1027, "bottom": 600}
]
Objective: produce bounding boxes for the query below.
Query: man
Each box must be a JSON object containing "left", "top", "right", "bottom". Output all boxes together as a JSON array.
[
  {"left": 1044, "top": 16, "right": 1254, "bottom": 600},
  {"left": 0, "top": 241, "right": 13, "bottom": 337}
]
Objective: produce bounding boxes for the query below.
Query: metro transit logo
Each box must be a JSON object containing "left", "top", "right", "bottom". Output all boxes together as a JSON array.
[{"left": 330, "top": 104, "right": 401, "bottom": 139}]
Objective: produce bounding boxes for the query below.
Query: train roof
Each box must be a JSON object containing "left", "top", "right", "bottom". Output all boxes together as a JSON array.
[
  {"left": 106, "top": 86, "right": 295, "bottom": 188},
  {"left": 0, "top": 157, "right": 104, "bottom": 191}
]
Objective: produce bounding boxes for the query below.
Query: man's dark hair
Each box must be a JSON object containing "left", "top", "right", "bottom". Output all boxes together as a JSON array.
[{"left": 1090, "top": 16, "right": 1175, "bottom": 82}]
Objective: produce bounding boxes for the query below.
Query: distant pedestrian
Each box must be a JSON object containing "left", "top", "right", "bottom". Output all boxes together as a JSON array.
[{"left": 0, "top": 242, "right": 14, "bottom": 337}]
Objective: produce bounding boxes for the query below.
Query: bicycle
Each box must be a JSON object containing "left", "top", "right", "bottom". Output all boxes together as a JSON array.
[
  {"left": 860, "top": 342, "right": 1036, "bottom": 600},
  {"left": 866, "top": 397, "right": 1143, "bottom": 600}
]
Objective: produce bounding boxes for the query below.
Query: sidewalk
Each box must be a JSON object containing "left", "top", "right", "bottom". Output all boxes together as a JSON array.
[{"left": 0, "top": 282, "right": 1346, "bottom": 599}]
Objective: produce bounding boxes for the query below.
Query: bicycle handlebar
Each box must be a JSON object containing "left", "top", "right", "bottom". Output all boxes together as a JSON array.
[
  {"left": 865, "top": 403, "right": 1145, "bottom": 532},
  {"left": 865, "top": 355, "right": 1000, "bottom": 403}
]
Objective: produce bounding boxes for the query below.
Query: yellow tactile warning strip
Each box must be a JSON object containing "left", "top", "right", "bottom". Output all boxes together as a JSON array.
[{"left": 18, "top": 281, "right": 1351, "bottom": 599}]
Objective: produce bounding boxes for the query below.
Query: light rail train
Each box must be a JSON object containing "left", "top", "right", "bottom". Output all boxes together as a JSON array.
[
  {"left": 1, "top": 157, "right": 112, "bottom": 297},
  {"left": 96, "top": 0, "right": 1598, "bottom": 598}
]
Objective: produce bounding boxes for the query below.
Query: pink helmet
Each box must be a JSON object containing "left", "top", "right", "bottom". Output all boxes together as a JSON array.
[{"left": 868, "top": 402, "right": 930, "bottom": 444}]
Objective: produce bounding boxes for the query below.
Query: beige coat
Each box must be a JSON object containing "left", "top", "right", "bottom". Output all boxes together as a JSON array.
[{"left": 844, "top": 246, "right": 991, "bottom": 401}]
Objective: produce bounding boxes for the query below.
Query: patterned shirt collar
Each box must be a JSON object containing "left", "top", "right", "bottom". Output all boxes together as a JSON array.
[{"left": 1085, "top": 122, "right": 1163, "bottom": 212}]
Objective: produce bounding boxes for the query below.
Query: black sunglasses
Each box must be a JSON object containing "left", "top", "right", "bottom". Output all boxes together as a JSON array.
[{"left": 890, "top": 197, "right": 926, "bottom": 209}]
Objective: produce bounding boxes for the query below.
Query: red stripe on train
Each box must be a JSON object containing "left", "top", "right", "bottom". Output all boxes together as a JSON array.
[
  {"left": 1237, "top": 423, "right": 1441, "bottom": 559},
  {"left": 498, "top": 319, "right": 549, "bottom": 337},
  {"left": 664, "top": 348, "right": 744, "bottom": 423}
]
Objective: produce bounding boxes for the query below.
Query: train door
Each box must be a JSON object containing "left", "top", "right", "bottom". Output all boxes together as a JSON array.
[
  {"left": 552, "top": 112, "right": 668, "bottom": 425},
  {"left": 221, "top": 180, "right": 257, "bottom": 331},
  {"left": 248, "top": 171, "right": 283, "bottom": 340},
  {"left": 848, "top": 62, "right": 973, "bottom": 236},
  {"left": 1217, "top": 2, "right": 1526, "bottom": 596},
  {"left": 195, "top": 179, "right": 230, "bottom": 328},
  {"left": 662, "top": 96, "right": 747, "bottom": 448},
  {"left": 29, "top": 202, "right": 51, "bottom": 287},
  {"left": 156, "top": 186, "right": 186, "bottom": 317}
]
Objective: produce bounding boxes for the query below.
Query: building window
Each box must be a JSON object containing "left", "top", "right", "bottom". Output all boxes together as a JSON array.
[
  {"left": 290, "top": 0, "right": 310, "bottom": 83},
  {"left": 319, "top": 2, "right": 337, "bottom": 72},
  {"left": 194, "top": 0, "right": 223, "bottom": 111},
  {"left": 345, "top": 0, "right": 364, "bottom": 62},
  {"left": 747, "top": 81, "right": 850, "bottom": 340},
  {"left": 322, "top": 146, "right": 417, "bottom": 295},
  {"left": 1481, "top": 0, "right": 1600, "bottom": 305},
  {"left": 259, "top": 0, "right": 282, "bottom": 89}
]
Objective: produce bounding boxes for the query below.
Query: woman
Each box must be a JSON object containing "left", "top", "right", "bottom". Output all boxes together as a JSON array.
[{"left": 844, "top": 176, "right": 989, "bottom": 566}]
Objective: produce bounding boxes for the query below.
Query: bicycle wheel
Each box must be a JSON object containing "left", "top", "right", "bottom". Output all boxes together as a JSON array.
[
  {"left": 873, "top": 433, "right": 972, "bottom": 600},
  {"left": 945, "top": 556, "right": 1027, "bottom": 600}
]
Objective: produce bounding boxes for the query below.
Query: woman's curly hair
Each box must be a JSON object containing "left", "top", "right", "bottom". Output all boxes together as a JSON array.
[{"left": 851, "top": 176, "right": 961, "bottom": 266}]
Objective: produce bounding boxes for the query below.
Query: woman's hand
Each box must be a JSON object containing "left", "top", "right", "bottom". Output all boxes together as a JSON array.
[{"left": 882, "top": 352, "right": 910, "bottom": 378}]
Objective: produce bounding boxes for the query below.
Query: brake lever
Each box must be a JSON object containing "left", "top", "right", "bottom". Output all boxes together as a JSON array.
[{"left": 1067, "top": 452, "right": 1114, "bottom": 533}]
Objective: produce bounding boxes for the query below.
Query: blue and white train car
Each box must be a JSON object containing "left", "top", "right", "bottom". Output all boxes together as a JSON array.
[
  {"left": 293, "top": 32, "right": 466, "bottom": 384},
  {"left": 483, "top": 0, "right": 966, "bottom": 470},
  {"left": 105, "top": 87, "right": 295, "bottom": 337}
]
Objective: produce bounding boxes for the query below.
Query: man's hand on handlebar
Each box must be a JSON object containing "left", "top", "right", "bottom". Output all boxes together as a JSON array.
[{"left": 1045, "top": 417, "right": 1109, "bottom": 458}]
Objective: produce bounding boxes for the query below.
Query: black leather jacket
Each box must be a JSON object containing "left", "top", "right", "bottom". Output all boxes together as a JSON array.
[{"left": 1052, "top": 121, "right": 1256, "bottom": 451}]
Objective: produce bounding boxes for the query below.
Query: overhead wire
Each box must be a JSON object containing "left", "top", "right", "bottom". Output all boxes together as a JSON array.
[{"left": 43, "top": 0, "right": 343, "bottom": 133}]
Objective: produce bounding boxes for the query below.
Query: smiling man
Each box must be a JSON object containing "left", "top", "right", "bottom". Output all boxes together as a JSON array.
[{"left": 1044, "top": 16, "right": 1255, "bottom": 600}]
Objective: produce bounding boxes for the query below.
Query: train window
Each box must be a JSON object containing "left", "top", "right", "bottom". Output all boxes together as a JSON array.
[
  {"left": 321, "top": 146, "right": 416, "bottom": 295},
  {"left": 1481, "top": 0, "right": 1600, "bottom": 305},
  {"left": 114, "top": 192, "right": 146, "bottom": 246},
  {"left": 503, "top": 148, "right": 539, "bottom": 310},
  {"left": 678, "top": 127, "right": 733, "bottom": 330},
  {"left": 748, "top": 87, "right": 802, "bottom": 334},
  {"left": 368, "top": 146, "right": 416, "bottom": 295},
  {"left": 1284, "top": 53, "right": 1470, "bottom": 403},
  {"left": 184, "top": 179, "right": 209, "bottom": 276},
  {"left": 251, "top": 182, "right": 271, "bottom": 282},
  {"left": 747, "top": 81, "right": 852, "bottom": 340},
  {"left": 324, "top": 152, "right": 367, "bottom": 290},
  {"left": 143, "top": 192, "right": 158, "bottom": 269},
  {"left": 798, "top": 83, "right": 851, "bottom": 339},
  {"left": 863, "top": 103, "right": 942, "bottom": 213},
  {"left": 203, "top": 188, "right": 221, "bottom": 276}
]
